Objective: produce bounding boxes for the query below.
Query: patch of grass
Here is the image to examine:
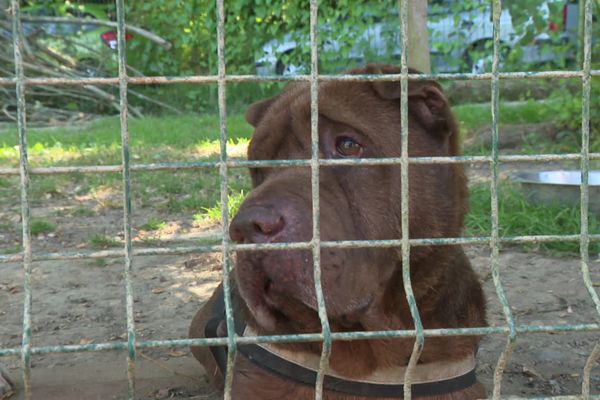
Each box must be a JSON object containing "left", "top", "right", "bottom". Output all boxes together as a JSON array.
[
  {"left": 134, "top": 168, "right": 251, "bottom": 214},
  {"left": 1, "top": 245, "right": 22, "bottom": 255},
  {"left": 30, "top": 218, "right": 56, "bottom": 235},
  {"left": 0, "top": 177, "right": 11, "bottom": 188},
  {"left": 0, "top": 115, "right": 253, "bottom": 216},
  {"left": 137, "top": 238, "right": 165, "bottom": 247},
  {"left": 29, "top": 176, "right": 61, "bottom": 201},
  {"left": 139, "top": 217, "right": 167, "bottom": 231},
  {"left": 71, "top": 207, "right": 97, "bottom": 217},
  {"left": 466, "top": 183, "right": 600, "bottom": 255},
  {"left": 195, "top": 191, "right": 247, "bottom": 224},
  {"left": 86, "top": 258, "right": 110, "bottom": 267},
  {"left": 0, "top": 114, "right": 252, "bottom": 167},
  {"left": 197, "top": 236, "right": 222, "bottom": 246},
  {"left": 453, "top": 99, "right": 556, "bottom": 135},
  {"left": 88, "top": 234, "right": 120, "bottom": 249}
]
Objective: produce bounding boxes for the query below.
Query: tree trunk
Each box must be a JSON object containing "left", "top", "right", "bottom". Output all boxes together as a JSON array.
[{"left": 406, "top": 0, "right": 431, "bottom": 73}]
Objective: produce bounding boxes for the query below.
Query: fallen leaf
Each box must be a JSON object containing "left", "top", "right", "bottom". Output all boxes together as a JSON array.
[
  {"left": 151, "top": 287, "right": 165, "bottom": 294},
  {"left": 153, "top": 388, "right": 169, "bottom": 399},
  {"left": 522, "top": 365, "right": 543, "bottom": 380}
]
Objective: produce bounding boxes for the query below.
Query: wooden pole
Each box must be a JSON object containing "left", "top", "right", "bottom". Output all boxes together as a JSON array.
[{"left": 406, "top": 0, "right": 431, "bottom": 73}]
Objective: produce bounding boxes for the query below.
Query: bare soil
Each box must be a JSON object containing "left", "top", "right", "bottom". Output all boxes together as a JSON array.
[{"left": 0, "top": 165, "right": 599, "bottom": 399}]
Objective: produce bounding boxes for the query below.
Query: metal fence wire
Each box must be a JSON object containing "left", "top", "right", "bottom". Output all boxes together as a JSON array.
[{"left": 1, "top": 0, "right": 600, "bottom": 399}]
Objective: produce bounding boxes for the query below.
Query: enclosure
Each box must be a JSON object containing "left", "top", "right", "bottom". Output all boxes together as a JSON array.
[{"left": 0, "top": 0, "right": 600, "bottom": 399}]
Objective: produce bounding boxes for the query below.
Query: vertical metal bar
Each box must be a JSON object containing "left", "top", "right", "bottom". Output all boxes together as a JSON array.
[
  {"left": 115, "top": 0, "right": 136, "bottom": 398},
  {"left": 399, "top": 2, "right": 424, "bottom": 399},
  {"left": 215, "top": 1, "right": 236, "bottom": 399},
  {"left": 309, "top": 1, "right": 332, "bottom": 399},
  {"left": 490, "top": 1, "right": 517, "bottom": 399},
  {"left": 578, "top": 0, "right": 600, "bottom": 396},
  {"left": 11, "top": 1, "right": 32, "bottom": 398}
]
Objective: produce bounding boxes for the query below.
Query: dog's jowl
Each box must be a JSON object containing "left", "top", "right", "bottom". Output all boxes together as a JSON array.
[{"left": 189, "top": 65, "right": 487, "bottom": 400}]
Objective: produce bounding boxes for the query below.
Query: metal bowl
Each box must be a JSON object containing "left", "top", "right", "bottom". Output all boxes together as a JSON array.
[{"left": 511, "top": 170, "right": 600, "bottom": 214}]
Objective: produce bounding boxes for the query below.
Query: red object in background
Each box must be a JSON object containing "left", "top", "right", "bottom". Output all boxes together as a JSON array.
[{"left": 100, "top": 31, "right": 133, "bottom": 49}]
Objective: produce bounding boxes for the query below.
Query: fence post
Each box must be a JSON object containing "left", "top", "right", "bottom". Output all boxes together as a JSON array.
[{"left": 406, "top": 0, "right": 431, "bottom": 73}]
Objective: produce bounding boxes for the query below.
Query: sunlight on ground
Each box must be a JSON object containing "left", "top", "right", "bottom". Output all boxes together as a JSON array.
[
  {"left": 0, "top": 139, "right": 250, "bottom": 166},
  {"left": 0, "top": 142, "right": 122, "bottom": 167},
  {"left": 136, "top": 221, "right": 183, "bottom": 240},
  {"left": 193, "top": 138, "right": 249, "bottom": 158},
  {"left": 77, "top": 185, "right": 121, "bottom": 210}
]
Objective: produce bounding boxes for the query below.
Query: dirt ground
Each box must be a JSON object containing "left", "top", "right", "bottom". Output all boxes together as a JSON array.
[{"left": 1, "top": 164, "right": 599, "bottom": 399}]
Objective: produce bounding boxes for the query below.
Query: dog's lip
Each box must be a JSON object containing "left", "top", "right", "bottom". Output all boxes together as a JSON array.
[
  {"left": 251, "top": 302, "right": 285, "bottom": 331},
  {"left": 238, "top": 259, "right": 375, "bottom": 329},
  {"left": 264, "top": 278, "right": 375, "bottom": 326},
  {"left": 237, "top": 266, "right": 290, "bottom": 330}
]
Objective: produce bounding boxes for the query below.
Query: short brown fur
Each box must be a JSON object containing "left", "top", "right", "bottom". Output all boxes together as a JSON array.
[{"left": 189, "top": 65, "right": 486, "bottom": 399}]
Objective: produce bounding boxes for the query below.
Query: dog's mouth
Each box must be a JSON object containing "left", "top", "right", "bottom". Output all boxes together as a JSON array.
[
  {"left": 248, "top": 274, "right": 311, "bottom": 331},
  {"left": 260, "top": 277, "right": 291, "bottom": 323},
  {"left": 243, "top": 269, "right": 374, "bottom": 333}
]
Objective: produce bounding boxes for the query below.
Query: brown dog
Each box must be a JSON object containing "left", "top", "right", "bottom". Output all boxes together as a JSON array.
[{"left": 189, "top": 65, "right": 486, "bottom": 399}]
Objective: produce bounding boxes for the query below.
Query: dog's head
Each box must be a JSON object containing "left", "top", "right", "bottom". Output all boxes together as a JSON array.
[{"left": 230, "top": 65, "right": 467, "bottom": 335}]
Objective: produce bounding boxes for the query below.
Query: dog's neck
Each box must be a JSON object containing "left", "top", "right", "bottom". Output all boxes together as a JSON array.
[{"left": 243, "top": 324, "right": 477, "bottom": 397}]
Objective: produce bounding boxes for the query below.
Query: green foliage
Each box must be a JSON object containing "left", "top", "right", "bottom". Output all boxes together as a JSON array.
[
  {"left": 539, "top": 77, "right": 600, "bottom": 153},
  {"left": 123, "top": 1, "right": 399, "bottom": 76}
]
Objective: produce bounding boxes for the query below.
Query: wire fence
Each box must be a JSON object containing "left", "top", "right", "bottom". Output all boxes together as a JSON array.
[{"left": 1, "top": 0, "right": 600, "bottom": 399}]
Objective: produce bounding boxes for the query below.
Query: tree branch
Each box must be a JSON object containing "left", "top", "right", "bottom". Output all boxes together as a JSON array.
[{"left": 13, "top": 15, "right": 172, "bottom": 50}]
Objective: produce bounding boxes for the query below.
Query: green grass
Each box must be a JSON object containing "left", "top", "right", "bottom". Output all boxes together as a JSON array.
[
  {"left": 195, "top": 190, "right": 247, "bottom": 224},
  {"left": 454, "top": 98, "right": 600, "bottom": 156},
  {"left": 30, "top": 218, "right": 56, "bottom": 235},
  {"left": 466, "top": 183, "right": 600, "bottom": 255},
  {"left": 0, "top": 114, "right": 252, "bottom": 168},
  {"left": 1, "top": 245, "right": 22, "bottom": 255},
  {"left": 453, "top": 99, "right": 554, "bottom": 134},
  {"left": 86, "top": 258, "right": 110, "bottom": 267},
  {"left": 197, "top": 236, "right": 222, "bottom": 246},
  {"left": 0, "top": 114, "right": 253, "bottom": 214},
  {"left": 88, "top": 234, "right": 120, "bottom": 249},
  {"left": 69, "top": 206, "right": 97, "bottom": 217},
  {"left": 0, "top": 177, "right": 11, "bottom": 188},
  {"left": 139, "top": 217, "right": 167, "bottom": 231},
  {"left": 2, "top": 111, "right": 598, "bottom": 256}
]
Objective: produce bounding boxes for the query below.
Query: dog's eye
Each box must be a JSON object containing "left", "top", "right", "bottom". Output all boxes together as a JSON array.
[{"left": 335, "top": 136, "right": 363, "bottom": 157}]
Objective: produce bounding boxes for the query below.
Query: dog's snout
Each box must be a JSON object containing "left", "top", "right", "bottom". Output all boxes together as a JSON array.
[{"left": 229, "top": 206, "right": 285, "bottom": 243}]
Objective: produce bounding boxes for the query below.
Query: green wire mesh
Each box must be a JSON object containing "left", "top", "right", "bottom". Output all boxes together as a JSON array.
[{"left": 2, "top": 0, "right": 599, "bottom": 399}]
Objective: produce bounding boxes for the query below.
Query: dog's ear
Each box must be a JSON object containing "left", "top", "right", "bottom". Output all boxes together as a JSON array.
[
  {"left": 406, "top": 82, "right": 454, "bottom": 137},
  {"left": 366, "top": 64, "right": 422, "bottom": 100},
  {"left": 366, "top": 65, "right": 453, "bottom": 138},
  {"left": 245, "top": 96, "right": 278, "bottom": 127}
]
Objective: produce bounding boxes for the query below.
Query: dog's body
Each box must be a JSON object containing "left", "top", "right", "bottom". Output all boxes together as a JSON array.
[{"left": 189, "top": 65, "right": 486, "bottom": 399}]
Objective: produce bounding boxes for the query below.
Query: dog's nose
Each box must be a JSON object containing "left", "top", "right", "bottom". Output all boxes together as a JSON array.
[{"left": 229, "top": 206, "right": 285, "bottom": 243}]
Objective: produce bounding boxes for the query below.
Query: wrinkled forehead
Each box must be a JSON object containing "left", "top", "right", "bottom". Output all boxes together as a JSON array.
[{"left": 248, "top": 80, "right": 401, "bottom": 158}]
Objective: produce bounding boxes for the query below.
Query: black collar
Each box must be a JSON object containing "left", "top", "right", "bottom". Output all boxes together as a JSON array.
[{"left": 204, "top": 286, "right": 477, "bottom": 398}]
